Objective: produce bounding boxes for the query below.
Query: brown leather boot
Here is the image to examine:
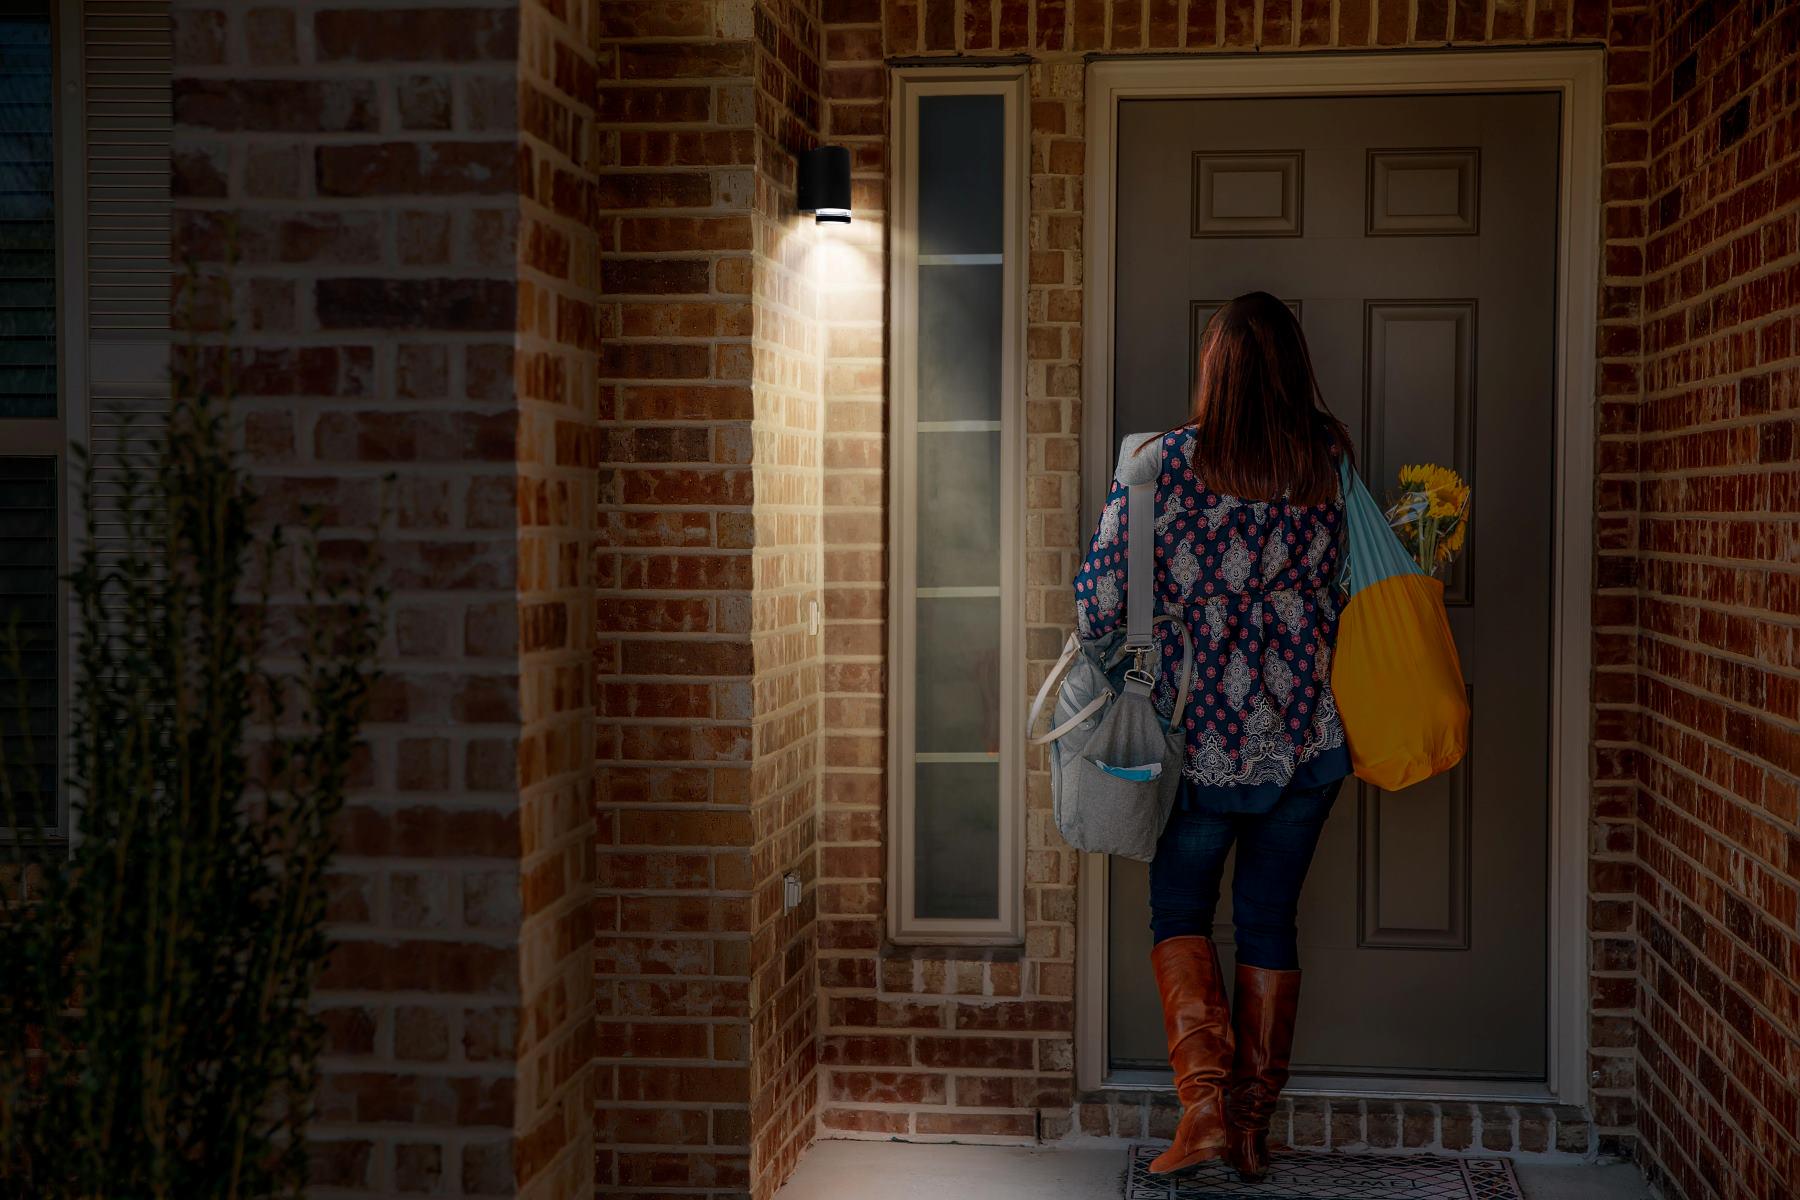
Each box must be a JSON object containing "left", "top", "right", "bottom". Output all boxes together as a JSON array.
[
  {"left": 1224, "top": 964, "right": 1302, "bottom": 1182},
  {"left": 1147, "top": 936, "right": 1234, "bottom": 1176}
]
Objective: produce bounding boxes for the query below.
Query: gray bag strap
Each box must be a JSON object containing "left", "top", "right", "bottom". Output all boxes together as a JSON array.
[
  {"left": 1115, "top": 433, "right": 1161, "bottom": 652},
  {"left": 1126, "top": 481, "right": 1153, "bottom": 649},
  {"left": 1114, "top": 433, "right": 1198, "bottom": 734},
  {"left": 1153, "top": 615, "right": 1196, "bottom": 734},
  {"left": 1027, "top": 433, "right": 1201, "bottom": 747}
]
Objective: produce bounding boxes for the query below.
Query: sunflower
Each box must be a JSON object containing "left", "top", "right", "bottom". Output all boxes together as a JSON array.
[
  {"left": 1388, "top": 464, "right": 1471, "bottom": 576},
  {"left": 1436, "top": 517, "right": 1467, "bottom": 562},
  {"left": 1427, "top": 483, "right": 1468, "bottom": 519},
  {"left": 1398, "top": 464, "right": 1466, "bottom": 515}
]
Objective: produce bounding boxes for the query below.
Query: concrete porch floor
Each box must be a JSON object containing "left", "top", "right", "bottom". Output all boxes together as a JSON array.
[{"left": 774, "top": 1139, "right": 1657, "bottom": 1200}]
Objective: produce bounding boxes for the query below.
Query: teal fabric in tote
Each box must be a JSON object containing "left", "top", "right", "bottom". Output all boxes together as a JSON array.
[{"left": 1337, "top": 456, "right": 1424, "bottom": 596}]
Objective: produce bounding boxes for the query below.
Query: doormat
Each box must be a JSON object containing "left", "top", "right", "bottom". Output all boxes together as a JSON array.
[{"left": 1124, "top": 1145, "right": 1525, "bottom": 1200}]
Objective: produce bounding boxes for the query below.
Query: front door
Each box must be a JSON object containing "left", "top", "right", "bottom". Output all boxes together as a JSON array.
[{"left": 1104, "top": 92, "right": 1560, "bottom": 1080}]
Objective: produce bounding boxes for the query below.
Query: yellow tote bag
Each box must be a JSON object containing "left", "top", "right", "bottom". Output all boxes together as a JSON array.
[{"left": 1330, "top": 458, "right": 1470, "bottom": 791}]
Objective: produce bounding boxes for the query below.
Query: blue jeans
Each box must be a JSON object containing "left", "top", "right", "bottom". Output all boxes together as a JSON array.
[{"left": 1148, "top": 775, "right": 1344, "bottom": 969}]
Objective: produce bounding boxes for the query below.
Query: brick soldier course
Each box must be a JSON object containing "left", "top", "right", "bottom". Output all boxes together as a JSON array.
[{"left": 160, "top": 0, "right": 1799, "bottom": 1198}]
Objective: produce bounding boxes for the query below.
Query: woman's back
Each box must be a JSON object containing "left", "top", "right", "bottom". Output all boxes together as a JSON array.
[{"left": 1074, "top": 429, "right": 1346, "bottom": 810}]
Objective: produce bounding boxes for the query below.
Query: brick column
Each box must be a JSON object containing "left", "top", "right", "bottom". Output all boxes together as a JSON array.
[
  {"left": 595, "top": 0, "right": 828, "bottom": 1194},
  {"left": 515, "top": 0, "right": 602, "bottom": 1195},
  {"left": 1586, "top": 0, "right": 1653, "bottom": 1155},
  {"left": 173, "top": 3, "right": 594, "bottom": 1195},
  {"left": 1629, "top": 3, "right": 1800, "bottom": 1197},
  {"left": 815, "top": 0, "right": 891, "bottom": 1141},
  {"left": 594, "top": 2, "right": 762, "bottom": 1195},
  {"left": 746, "top": 1, "right": 827, "bottom": 1193}
]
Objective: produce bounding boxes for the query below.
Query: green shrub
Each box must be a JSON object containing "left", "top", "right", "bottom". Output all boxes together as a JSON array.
[{"left": 0, "top": 317, "right": 385, "bottom": 1199}]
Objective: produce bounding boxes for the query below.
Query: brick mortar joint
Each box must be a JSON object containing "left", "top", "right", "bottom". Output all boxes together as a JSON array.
[
  {"left": 1630, "top": 989, "right": 1791, "bottom": 1172},
  {"left": 1635, "top": 839, "right": 1800, "bottom": 989},
  {"left": 1633, "top": 719, "right": 1800, "bottom": 815}
]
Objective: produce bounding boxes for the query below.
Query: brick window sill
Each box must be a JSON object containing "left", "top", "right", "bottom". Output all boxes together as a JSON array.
[{"left": 880, "top": 941, "right": 1025, "bottom": 963}]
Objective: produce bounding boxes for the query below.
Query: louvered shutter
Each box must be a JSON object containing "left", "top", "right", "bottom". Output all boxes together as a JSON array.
[{"left": 82, "top": 0, "right": 171, "bottom": 590}]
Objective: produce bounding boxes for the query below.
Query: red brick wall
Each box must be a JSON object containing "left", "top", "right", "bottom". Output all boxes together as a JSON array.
[
  {"left": 813, "top": 0, "right": 1654, "bottom": 1160},
  {"left": 173, "top": 1, "right": 593, "bottom": 1194},
  {"left": 515, "top": 0, "right": 601, "bottom": 1195},
  {"left": 593, "top": 0, "right": 761, "bottom": 1189},
  {"left": 594, "top": 2, "right": 831, "bottom": 1194},
  {"left": 1630, "top": 3, "right": 1800, "bottom": 1198},
  {"left": 814, "top": 0, "right": 897, "bottom": 1145},
  {"left": 594, "top": 0, "right": 828, "bottom": 1195},
  {"left": 747, "top": 0, "right": 828, "bottom": 1193},
  {"left": 167, "top": 0, "right": 1800, "bottom": 1196}
]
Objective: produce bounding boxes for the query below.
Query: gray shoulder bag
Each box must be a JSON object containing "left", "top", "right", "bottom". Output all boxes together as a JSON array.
[{"left": 1027, "top": 433, "right": 1194, "bottom": 862}]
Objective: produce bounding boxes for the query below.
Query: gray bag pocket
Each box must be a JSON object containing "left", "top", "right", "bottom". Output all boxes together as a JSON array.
[
  {"left": 1031, "top": 619, "right": 1194, "bottom": 862},
  {"left": 1057, "top": 687, "right": 1183, "bottom": 862}
]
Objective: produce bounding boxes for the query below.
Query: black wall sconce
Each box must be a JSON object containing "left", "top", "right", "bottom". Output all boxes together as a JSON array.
[{"left": 797, "top": 145, "right": 852, "bottom": 224}]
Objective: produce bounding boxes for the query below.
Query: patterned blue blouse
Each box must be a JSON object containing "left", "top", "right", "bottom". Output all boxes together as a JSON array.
[{"left": 1073, "top": 430, "right": 1350, "bottom": 812}]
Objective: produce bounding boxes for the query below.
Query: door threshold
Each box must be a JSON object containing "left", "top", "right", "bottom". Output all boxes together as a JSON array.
[{"left": 1100, "top": 1067, "right": 1559, "bottom": 1105}]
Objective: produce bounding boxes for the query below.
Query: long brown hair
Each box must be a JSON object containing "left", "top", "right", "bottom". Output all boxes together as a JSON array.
[{"left": 1154, "top": 291, "right": 1352, "bottom": 505}]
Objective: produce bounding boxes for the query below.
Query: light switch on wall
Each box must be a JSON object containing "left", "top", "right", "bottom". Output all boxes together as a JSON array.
[
  {"left": 807, "top": 598, "right": 820, "bottom": 637},
  {"left": 782, "top": 872, "right": 802, "bottom": 912}
]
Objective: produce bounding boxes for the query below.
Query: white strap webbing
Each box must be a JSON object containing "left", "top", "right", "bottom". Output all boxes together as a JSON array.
[{"left": 1027, "top": 635, "right": 1098, "bottom": 746}]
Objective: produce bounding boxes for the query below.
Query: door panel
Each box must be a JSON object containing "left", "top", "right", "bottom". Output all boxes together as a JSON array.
[
  {"left": 1364, "top": 300, "right": 1477, "bottom": 601},
  {"left": 1105, "top": 93, "right": 1559, "bottom": 1079}
]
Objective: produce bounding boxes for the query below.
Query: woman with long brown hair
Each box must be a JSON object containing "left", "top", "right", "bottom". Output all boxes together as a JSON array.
[{"left": 1074, "top": 291, "right": 1354, "bottom": 1181}]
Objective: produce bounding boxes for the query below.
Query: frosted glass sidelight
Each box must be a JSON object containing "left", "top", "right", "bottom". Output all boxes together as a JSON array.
[
  {"left": 917, "top": 430, "right": 1000, "bottom": 589},
  {"left": 915, "top": 596, "right": 1002, "bottom": 754},
  {"left": 918, "top": 94, "right": 1004, "bottom": 257},
  {"left": 914, "top": 762, "right": 1002, "bottom": 920},
  {"left": 918, "top": 264, "right": 1003, "bottom": 423}
]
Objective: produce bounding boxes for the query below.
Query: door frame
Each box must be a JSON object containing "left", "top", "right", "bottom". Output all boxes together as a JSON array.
[{"left": 1076, "top": 48, "right": 1604, "bottom": 1107}]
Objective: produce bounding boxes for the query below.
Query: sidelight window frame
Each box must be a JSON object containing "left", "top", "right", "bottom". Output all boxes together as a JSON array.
[{"left": 886, "top": 66, "right": 1028, "bottom": 945}]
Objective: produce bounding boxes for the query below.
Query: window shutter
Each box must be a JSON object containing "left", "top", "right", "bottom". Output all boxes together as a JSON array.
[{"left": 81, "top": 0, "right": 171, "bottom": 587}]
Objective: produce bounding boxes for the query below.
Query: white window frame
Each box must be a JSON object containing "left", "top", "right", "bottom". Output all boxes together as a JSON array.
[
  {"left": 886, "top": 67, "right": 1028, "bottom": 945},
  {"left": 5, "top": 0, "right": 172, "bottom": 843}
]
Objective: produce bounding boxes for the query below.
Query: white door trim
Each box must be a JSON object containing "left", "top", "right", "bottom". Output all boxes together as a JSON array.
[{"left": 1076, "top": 48, "right": 1604, "bottom": 1107}]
